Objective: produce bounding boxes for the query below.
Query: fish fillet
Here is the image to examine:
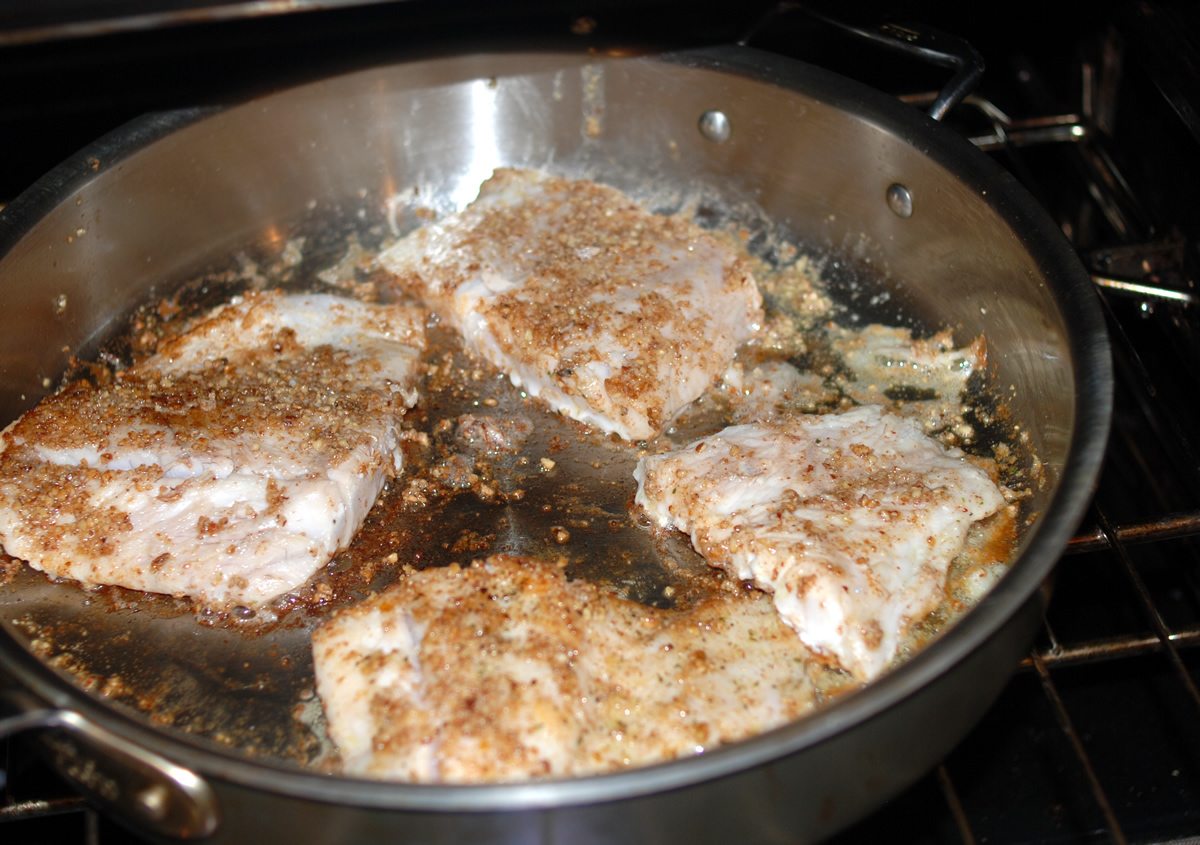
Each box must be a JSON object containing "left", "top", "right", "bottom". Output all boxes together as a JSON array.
[
  {"left": 378, "top": 168, "right": 764, "bottom": 441},
  {"left": 312, "top": 554, "right": 817, "bottom": 782},
  {"left": 0, "top": 291, "right": 426, "bottom": 607},
  {"left": 634, "top": 406, "right": 1007, "bottom": 681}
]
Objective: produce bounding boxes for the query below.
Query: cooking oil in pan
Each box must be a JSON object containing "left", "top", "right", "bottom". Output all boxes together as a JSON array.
[{"left": 0, "top": 191, "right": 1031, "bottom": 771}]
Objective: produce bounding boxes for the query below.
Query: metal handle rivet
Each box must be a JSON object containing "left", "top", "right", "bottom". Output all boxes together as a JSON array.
[
  {"left": 887, "top": 183, "right": 914, "bottom": 218},
  {"left": 699, "top": 110, "right": 731, "bottom": 143}
]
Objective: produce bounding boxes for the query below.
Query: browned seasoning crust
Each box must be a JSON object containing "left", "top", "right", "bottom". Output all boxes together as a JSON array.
[
  {"left": 312, "top": 554, "right": 824, "bottom": 782},
  {"left": 379, "top": 168, "right": 764, "bottom": 440},
  {"left": 0, "top": 291, "right": 426, "bottom": 605}
]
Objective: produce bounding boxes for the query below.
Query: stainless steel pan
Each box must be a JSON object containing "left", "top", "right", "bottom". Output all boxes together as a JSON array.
[{"left": 0, "top": 45, "right": 1111, "bottom": 843}]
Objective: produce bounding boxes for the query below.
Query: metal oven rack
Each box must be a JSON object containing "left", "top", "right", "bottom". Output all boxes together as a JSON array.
[
  {"left": 832, "top": 12, "right": 1200, "bottom": 841},
  {"left": 3, "top": 3, "right": 1200, "bottom": 843}
]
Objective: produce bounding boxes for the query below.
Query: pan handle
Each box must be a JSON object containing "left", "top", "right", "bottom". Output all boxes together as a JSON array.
[
  {"left": 0, "top": 688, "right": 220, "bottom": 840},
  {"left": 740, "top": 2, "right": 985, "bottom": 121}
]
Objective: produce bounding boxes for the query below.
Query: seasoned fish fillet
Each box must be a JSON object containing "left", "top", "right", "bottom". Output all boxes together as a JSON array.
[
  {"left": 0, "top": 291, "right": 425, "bottom": 607},
  {"left": 634, "top": 406, "right": 1007, "bottom": 681},
  {"left": 378, "top": 168, "right": 764, "bottom": 440},
  {"left": 312, "top": 555, "right": 817, "bottom": 782}
]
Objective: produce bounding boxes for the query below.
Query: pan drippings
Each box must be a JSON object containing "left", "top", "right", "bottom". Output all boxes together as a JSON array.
[{"left": 0, "top": 179, "right": 1029, "bottom": 772}]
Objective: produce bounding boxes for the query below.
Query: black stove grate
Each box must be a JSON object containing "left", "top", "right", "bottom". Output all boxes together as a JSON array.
[{"left": 3, "top": 3, "right": 1200, "bottom": 844}]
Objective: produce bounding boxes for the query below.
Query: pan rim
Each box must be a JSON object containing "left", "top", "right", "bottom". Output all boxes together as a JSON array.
[{"left": 0, "top": 43, "right": 1112, "bottom": 813}]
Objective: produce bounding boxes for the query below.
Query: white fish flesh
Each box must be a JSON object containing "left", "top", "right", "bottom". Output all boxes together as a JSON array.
[
  {"left": 0, "top": 291, "right": 426, "bottom": 607},
  {"left": 634, "top": 406, "right": 1007, "bottom": 680},
  {"left": 378, "top": 168, "right": 764, "bottom": 441},
  {"left": 311, "top": 554, "right": 817, "bottom": 782}
]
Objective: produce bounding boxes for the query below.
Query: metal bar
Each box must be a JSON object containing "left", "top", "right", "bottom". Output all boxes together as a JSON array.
[
  {"left": 1028, "top": 628, "right": 1200, "bottom": 669},
  {"left": 1080, "top": 143, "right": 1145, "bottom": 241},
  {"left": 1030, "top": 652, "right": 1128, "bottom": 845},
  {"left": 0, "top": 795, "right": 89, "bottom": 819},
  {"left": 1103, "top": 419, "right": 1200, "bottom": 613},
  {"left": 967, "top": 123, "right": 1087, "bottom": 151},
  {"left": 1091, "top": 274, "right": 1196, "bottom": 305},
  {"left": 916, "top": 69, "right": 1156, "bottom": 241},
  {"left": 1095, "top": 504, "right": 1200, "bottom": 712},
  {"left": 1113, "top": 404, "right": 1189, "bottom": 511},
  {"left": 1069, "top": 510, "right": 1200, "bottom": 553},
  {"left": 936, "top": 764, "right": 976, "bottom": 845},
  {"left": 898, "top": 91, "right": 1089, "bottom": 149},
  {"left": 1098, "top": 288, "right": 1200, "bottom": 494}
]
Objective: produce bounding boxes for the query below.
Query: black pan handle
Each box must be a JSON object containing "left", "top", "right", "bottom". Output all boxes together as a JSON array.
[
  {"left": 741, "top": 2, "right": 985, "bottom": 121},
  {"left": 0, "top": 687, "right": 220, "bottom": 840}
]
